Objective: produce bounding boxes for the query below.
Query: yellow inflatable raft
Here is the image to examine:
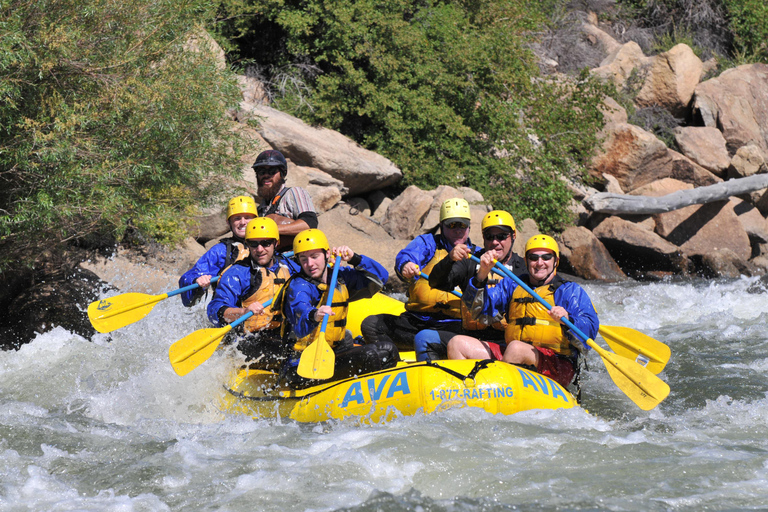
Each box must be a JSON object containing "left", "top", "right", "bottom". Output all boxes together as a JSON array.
[
  {"left": 221, "top": 358, "right": 577, "bottom": 423},
  {"left": 345, "top": 292, "right": 405, "bottom": 337}
]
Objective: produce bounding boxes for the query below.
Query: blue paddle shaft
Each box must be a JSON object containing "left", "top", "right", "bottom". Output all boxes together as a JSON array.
[
  {"left": 320, "top": 255, "right": 343, "bottom": 333},
  {"left": 469, "top": 255, "right": 591, "bottom": 344},
  {"left": 229, "top": 297, "right": 275, "bottom": 329},
  {"left": 167, "top": 276, "right": 221, "bottom": 298}
]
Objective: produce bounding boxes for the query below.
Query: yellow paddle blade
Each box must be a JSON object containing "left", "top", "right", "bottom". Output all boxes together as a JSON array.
[
  {"left": 87, "top": 292, "right": 166, "bottom": 333},
  {"left": 586, "top": 339, "right": 670, "bottom": 411},
  {"left": 297, "top": 332, "right": 335, "bottom": 380},
  {"left": 169, "top": 325, "right": 231, "bottom": 377},
  {"left": 600, "top": 325, "right": 671, "bottom": 375}
]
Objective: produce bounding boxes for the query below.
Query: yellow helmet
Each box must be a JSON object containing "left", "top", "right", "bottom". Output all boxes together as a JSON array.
[
  {"left": 293, "top": 229, "right": 329, "bottom": 254},
  {"left": 245, "top": 217, "right": 279, "bottom": 241},
  {"left": 227, "top": 195, "right": 258, "bottom": 220},
  {"left": 525, "top": 235, "right": 559, "bottom": 259},
  {"left": 481, "top": 210, "right": 516, "bottom": 233},
  {"left": 439, "top": 198, "right": 471, "bottom": 224}
]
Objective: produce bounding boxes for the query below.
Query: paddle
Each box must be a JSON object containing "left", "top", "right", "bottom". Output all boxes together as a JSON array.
[
  {"left": 168, "top": 297, "right": 275, "bottom": 376},
  {"left": 88, "top": 277, "right": 220, "bottom": 333},
  {"left": 89, "top": 251, "right": 296, "bottom": 334},
  {"left": 470, "top": 255, "right": 669, "bottom": 410},
  {"left": 483, "top": 259, "right": 671, "bottom": 374},
  {"left": 297, "top": 254, "right": 341, "bottom": 380}
]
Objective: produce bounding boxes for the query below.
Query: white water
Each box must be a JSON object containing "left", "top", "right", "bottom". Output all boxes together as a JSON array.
[{"left": 3, "top": 275, "right": 768, "bottom": 511}]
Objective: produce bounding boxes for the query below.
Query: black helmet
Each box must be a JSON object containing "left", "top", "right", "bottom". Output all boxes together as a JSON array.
[{"left": 252, "top": 149, "right": 287, "bottom": 177}]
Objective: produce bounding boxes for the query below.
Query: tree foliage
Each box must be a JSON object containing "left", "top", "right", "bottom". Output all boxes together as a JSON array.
[
  {"left": 0, "top": 0, "right": 244, "bottom": 270},
  {"left": 212, "top": 0, "right": 611, "bottom": 233}
]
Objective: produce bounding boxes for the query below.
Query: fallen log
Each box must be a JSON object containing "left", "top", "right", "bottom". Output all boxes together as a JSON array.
[{"left": 584, "top": 174, "right": 768, "bottom": 215}]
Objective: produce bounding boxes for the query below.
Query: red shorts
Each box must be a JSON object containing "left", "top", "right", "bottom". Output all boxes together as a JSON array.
[
  {"left": 487, "top": 344, "right": 575, "bottom": 389},
  {"left": 533, "top": 347, "right": 576, "bottom": 388},
  {"left": 483, "top": 342, "right": 505, "bottom": 360}
]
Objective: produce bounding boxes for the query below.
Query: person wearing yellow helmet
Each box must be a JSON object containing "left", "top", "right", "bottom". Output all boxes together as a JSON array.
[
  {"left": 178, "top": 195, "right": 259, "bottom": 307},
  {"left": 280, "top": 229, "right": 399, "bottom": 388},
  {"left": 413, "top": 210, "right": 527, "bottom": 362},
  {"left": 446, "top": 234, "right": 599, "bottom": 391},
  {"left": 205, "top": 217, "right": 301, "bottom": 364},
  {"left": 252, "top": 149, "right": 318, "bottom": 252},
  {"left": 360, "top": 198, "right": 482, "bottom": 352}
]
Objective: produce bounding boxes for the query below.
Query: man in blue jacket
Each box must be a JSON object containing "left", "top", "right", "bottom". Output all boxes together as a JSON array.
[
  {"left": 360, "top": 198, "right": 481, "bottom": 350},
  {"left": 206, "top": 217, "right": 300, "bottom": 365},
  {"left": 178, "top": 196, "right": 258, "bottom": 307},
  {"left": 413, "top": 210, "right": 526, "bottom": 361},
  {"left": 281, "top": 229, "right": 399, "bottom": 388},
  {"left": 448, "top": 235, "right": 599, "bottom": 389}
]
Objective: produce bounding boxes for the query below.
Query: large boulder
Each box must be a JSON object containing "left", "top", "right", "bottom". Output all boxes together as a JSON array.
[
  {"left": 654, "top": 200, "right": 752, "bottom": 261},
  {"left": 381, "top": 186, "right": 434, "bottom": 240},
  {"left": 590, "top": 122, "right": 669, "bottom": 191},
  {"left": 559, "top": 226, "right": 626, "bottom": 281},
  {"left": 591, "top": 41, "right": 651, "bottom": 89},
  {"left": 248, "top": 105, "right": 402, "bottom": 195},
  {"left": 592, "top": 216, "right": 688, "bottom": 275},
  {"left": 635, "top": 44, "right": 703, "bottom": 117},
  {"left": 4, "top": 268, "right": 105, "bottom": 347},
  {"left": 728, "top": 144, "right": 766, "bottom": 179},
  {"left": 730, "top": 197, "right": 768, "bottom": 245},
  {"left": 80, "top": 242, "right": 203, "bottom": 295},
  {"left": 319, "top": 203, "right": 410, "bottom": 291},
  {"left": 693, "top": 63, "right": 768, "bottom": 156},
  {"left": 698, "top": 248, "right": 753, "bottom": 278},
  {"left": 512, "top": 218, "right": 540, "bottom": 257},
  {"left": 674, "top": 126, "right": 731, "bottom": 177},
  {"left": 591, "top": 123, "right": 720, "bottom": 192}
]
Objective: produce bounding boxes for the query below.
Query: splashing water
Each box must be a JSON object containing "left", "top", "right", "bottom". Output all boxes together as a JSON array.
[{"left": 2, "top": 275, "right": 768, "bottom": 511}]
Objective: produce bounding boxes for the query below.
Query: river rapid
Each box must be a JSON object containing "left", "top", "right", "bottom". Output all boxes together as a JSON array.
[{"left": 3, "top": 274, "right": 768, "bottom": 511}]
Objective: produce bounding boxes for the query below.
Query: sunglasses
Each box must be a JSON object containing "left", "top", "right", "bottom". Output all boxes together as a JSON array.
[
  {"left": 483, "top": 232, "right": 510, "bottom": 242},
  {"left": 247, "top": 240, "right": 276, "bottom": 249},
  {"left": 255, "top": 167, "right": 280, "bottom": 177},
  {"left": 526, "top": 253, "right": 555, "bottom": 262},
  {"left": 445, "top": 221, "right": 469, "bottom": 230}
]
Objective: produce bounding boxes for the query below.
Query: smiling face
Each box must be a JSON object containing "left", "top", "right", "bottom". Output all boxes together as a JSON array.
[
  {"left": 246, "top": 238, "right": 276, "bottom": 266},
  {"left": 256, "top": 167, "right": 284, "bottom": 198},
  {"left": 483, "top": 227, "right": 513, "bottom": 261},
  {"left": 297, "top": 249, "right": 328, "bottom": 280},
  {"left": 526, "top": 249, "right": 557, "bottom": 285},
  {"left": 229, "top": 213, "right": 257, "bottom": 239}
]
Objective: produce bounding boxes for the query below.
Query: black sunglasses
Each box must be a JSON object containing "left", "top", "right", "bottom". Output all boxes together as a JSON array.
[
  {"left": 247, "top": 239, "right": 276, "bottom": 249},
  {"left": 255, "top": 167, "right": 281, "bottom": 177},
  {"left": 526, "top": 253, "right": 555, "bottom": 262},
  {"left": 483, "top": 232, "right": 510, "bottom": 242},
  {"left": 445, "top": 221, "right": 468, "bottom": 230}
]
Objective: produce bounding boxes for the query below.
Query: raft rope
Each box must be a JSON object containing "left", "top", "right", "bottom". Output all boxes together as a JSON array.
[{"left": 224, "top": 359, "right": 498, "bottom": 402}]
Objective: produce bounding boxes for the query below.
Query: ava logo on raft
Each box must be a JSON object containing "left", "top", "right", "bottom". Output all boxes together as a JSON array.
[
  {"left": 341, "top": 372, "right": 410, "bottom": 408},
  {"left": 340, "top": 367, "right": 572, "bottom": 408}
]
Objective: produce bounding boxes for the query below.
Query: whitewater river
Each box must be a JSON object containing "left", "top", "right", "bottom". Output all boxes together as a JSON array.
[{"left": 3, "top": 274, "right": 768, "bottom": 511}]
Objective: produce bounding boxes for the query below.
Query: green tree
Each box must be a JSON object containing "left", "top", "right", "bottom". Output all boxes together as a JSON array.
[
  {"left": 0, "top": 0, "right": 244, "bottom": 271},
  {"left": 213, "top": 0, "right": 609, "bottom": 233},
  {"left": 724, "top": 0, "right": 768, "bottom": 62}
]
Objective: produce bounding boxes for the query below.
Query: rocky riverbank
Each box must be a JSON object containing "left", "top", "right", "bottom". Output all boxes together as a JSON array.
[{"left": 3, "top": 21, "right": 768, "bottom": 348}]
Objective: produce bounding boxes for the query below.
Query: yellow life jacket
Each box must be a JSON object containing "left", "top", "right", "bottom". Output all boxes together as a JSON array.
[
  {"left": 242, "top": 263, "right": 292, "bottom": 333},
  {"left": 461, "top": 277, "right": 507, "bottom": 331},
  {"left": 293, "top": 278, "right": 350, "bottom": 351},
  {"left": 219, "top": 239, "right": 250, "bottom": 279},
  {"left": 504, "top": 277, "right": 571, "bottom": 356},
  {"left": 405, "top": 248, "right": 462, "bottom": 317}
]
